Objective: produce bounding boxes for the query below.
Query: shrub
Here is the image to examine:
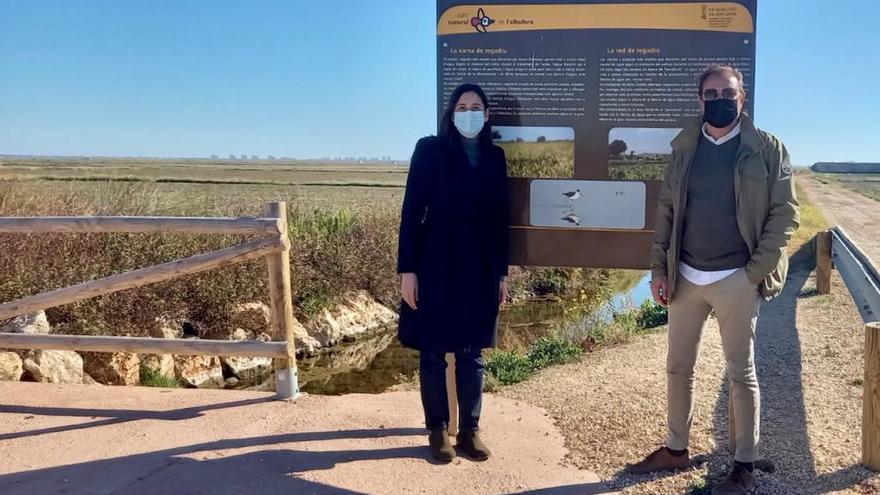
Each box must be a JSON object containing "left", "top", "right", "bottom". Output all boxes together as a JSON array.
[
  {"left": 485, "top": 350, "right": 533, "bottom": 386},
  {"left": 527, "top": 336, "right": 582, "bottom": 369},
  {"left": 139, "top": 363, "right": 181, "bottom": 388},
  {"left": 636, "top": 300, "right": 668, "bottom": 329}
]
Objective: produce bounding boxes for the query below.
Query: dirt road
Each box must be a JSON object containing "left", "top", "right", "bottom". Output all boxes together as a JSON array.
[
  {"left": 0, "top": 385, "right": 608, "bottom": 495},
  {"left": 800, "top": 176, "right": 880, "bottom": 262}
]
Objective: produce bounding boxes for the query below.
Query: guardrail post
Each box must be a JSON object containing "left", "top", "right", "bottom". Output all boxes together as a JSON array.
[
  {"left": 864, "top": 322, "right": 880, "bottom": 470},
  {"left": 817, "top": 230, "right": 833, "bottom": 295},
  {"left": 263, "top": 202, "right": 299, "bottom": 400}
]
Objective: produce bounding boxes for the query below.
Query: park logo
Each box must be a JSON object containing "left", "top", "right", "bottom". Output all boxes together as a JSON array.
[
  {"left": 471, "top": 8, "right": 495, "bottom": 33},
  {"left": 701, "top": 5, "right": 708, "bottom": 20}
]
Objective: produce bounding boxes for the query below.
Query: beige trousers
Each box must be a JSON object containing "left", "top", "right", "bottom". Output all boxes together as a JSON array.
[{"left": 666, "top": 268, "right": 762, "bottom": 462}]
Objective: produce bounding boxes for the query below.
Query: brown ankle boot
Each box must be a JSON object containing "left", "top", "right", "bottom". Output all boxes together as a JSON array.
[
  {"left": 456, "top": 429, "right": 491, "bottom": 461},
  {"left": 626, "top": 447, "right": 690, "bottom": 474},
  {"left": 428, "top": 429, "right": 455, "bottom": 463}
]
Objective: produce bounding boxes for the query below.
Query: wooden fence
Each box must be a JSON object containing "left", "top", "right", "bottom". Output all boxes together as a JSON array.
[
  {"left": 0, "top": 202, "right": 299, "bottom": 399},
  {"left": 816, "top": 228, "right": 880, "bottom": 470}
]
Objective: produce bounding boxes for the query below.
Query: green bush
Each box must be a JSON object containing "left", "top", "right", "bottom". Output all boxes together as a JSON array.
[
  {"left": 486, "top": 335, "right": 582, "bottom": 387},
  {"left": 527, "top": 336, "right": 582, "bottom": 369},
  {"left": 636, "top": 300, "right": 668, "bottom": 329},
  {"left": 485, "top": 350, "right": 533, "bottom": 386},
  {"left": 139, "top": 363, "right": 181, "bottom": 388}
]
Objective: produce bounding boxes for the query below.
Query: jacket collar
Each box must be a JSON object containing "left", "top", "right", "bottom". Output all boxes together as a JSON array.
[{"left": 672, "top": 113, "right": 764, "bottom": 155}]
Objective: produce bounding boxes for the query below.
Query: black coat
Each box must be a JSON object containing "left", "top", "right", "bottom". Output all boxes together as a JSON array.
[{"left": 396, "top": 136, "right": 509, "bottom": 352}]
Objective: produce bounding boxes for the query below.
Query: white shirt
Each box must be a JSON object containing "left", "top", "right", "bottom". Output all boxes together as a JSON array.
[{"left": 678, "top": 120, "right": 744, "bottom": 286}]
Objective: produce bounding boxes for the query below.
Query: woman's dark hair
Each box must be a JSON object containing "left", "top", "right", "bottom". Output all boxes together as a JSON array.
[{"left": 438, "top": 83, "right": 493, "bottom": 149}]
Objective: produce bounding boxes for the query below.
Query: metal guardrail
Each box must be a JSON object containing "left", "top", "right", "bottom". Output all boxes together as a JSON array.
[
  {"left": 830, "top": 227, "right": 880, "bottom": 322},
  {"left": 817, "top": 228, "right": 880, "bottom": 470}
]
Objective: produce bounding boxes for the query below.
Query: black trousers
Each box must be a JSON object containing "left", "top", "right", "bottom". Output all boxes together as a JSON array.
[{"left": 419, "top": 347, "right": 484, "bottom": 432}]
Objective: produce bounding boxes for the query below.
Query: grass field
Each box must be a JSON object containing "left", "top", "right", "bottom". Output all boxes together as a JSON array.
[
  {"left": 495, "top": 141, "right": 574, "bottom": 178},
  {"left": 608, "top": 157, "right": 669, "bottom": 181},
  {"left": 813, "top": 172, "right": 880, "bottom": 202},
  {"left": 0, "top": 157, "right": 408, "bottom": 188}
]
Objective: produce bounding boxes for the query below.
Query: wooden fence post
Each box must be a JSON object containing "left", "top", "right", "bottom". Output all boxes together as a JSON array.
[
  {"left": 817, "top": 230, "right": 833, "bottom": 295},
  {"left": 446, "top": 353, "right": 458, "bottom": 436},
  {"left": 864, "top": 322, "right": 880, "bottom": 470},
  {"left": 263, "top": 202, "right": 299, "bottom": 400}
]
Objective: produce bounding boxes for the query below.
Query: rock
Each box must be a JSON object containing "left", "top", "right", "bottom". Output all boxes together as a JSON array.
[
  {"left": 143, "top": 314, "right": 182, "bottom": 381},
  {"left": 82, "top": 352, "right": 140, "bottom": 385},
  {"left": 231, "top": 303, "right": 272, "bottom": 334},
  {"left": 224, "top": 377, "right": 240, "bottom": 388},
  {"left": 174, "top": 355, "right": 223, "bottom": 388},
  {"left": 228, "top": 301, "right": 320, "bottom": 357},
  {"left": 152, "top": 313, "right": 185, "bottom": 339},
  {"left": 0, "top": 351, "right": 23, "bottom": 381},
  {"left": 306, "top": 291, "right": 398, "bottom": 348},
  {"left": 220, "top": 328, "right": 273, "bottom": 382},
  {"left": 83, "top": 373, "right": 102, "bottom": 385},
  {"left": 2, "top": 311, "right": 51, "bottom": 334},
  {"left": 292, "top": 317, "right": 321, "bottom": 356},
  {"left": 23, "top": 350, "right": 84, "bottom": 384},
  {"left": 141, "top": 354, "right": 175, "bottom": 380}
]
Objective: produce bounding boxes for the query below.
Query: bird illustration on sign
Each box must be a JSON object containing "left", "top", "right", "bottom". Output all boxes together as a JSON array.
[{"left": 471, "top": 8, "right": 495, "bottom": 33}]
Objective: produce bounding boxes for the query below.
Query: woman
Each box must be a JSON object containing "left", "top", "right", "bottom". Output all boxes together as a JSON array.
[{"left": 396, "top": 83, "right": 509, "bottom": 463}]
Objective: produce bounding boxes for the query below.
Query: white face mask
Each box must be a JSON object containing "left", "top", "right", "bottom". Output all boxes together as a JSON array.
[{"left": 453, "top": 110, "right": 485, "bottom": 138}]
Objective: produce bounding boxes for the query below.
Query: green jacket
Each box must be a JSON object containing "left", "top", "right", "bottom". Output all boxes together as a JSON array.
[{"left": 650, "top": 115, "right": 800, "bottom": 301}]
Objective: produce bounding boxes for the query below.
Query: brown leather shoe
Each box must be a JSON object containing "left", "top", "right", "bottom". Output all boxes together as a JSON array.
[
  {"left": 711, "top": 464, "right": 756, "bottom": 495},
  {"left": 456, "top": 429, "right": 491, "bottom": 461},
  {"left": 428, "top": 429, "right": 455, "bottom": 463},
  {"left": 626, "top": 447, "right": 690, "bottom": 474}
]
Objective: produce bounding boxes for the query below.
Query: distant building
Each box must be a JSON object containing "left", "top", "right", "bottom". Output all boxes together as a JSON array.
[
  {"left": 210, "top": 154, "right": 219, "bottom": 159},
  {"left": 228, "top": 154, "right": 236, "bottom": 160},
  {"left": 267, "top": 155, "right": 276, "bottom": 160},
  {"left": 812, "top": 162, "right": 880, "bottom": 173},
  {"left": 240, "top": 155, "right": 247, "bottom": 160},
  {"left": 251, "top": 155, "right": 258, "bottom": 160}
]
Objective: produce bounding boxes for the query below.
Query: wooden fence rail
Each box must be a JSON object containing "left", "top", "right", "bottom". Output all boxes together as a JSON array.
[
  {"left": 816, "top": 228, "right": 880, "bottom": 470},
  {"left": 0, "top": 202, "right": 299, "bottom": 399}
]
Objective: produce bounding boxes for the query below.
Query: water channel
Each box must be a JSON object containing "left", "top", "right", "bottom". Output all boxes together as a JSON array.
[{"left": 297, "top": 271, "right": 652, "bottom": 395}]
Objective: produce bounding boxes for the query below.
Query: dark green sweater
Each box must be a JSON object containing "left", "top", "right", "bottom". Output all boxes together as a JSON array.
[{"left": 680, "top": 134, "right": 751, "bottom": 271}]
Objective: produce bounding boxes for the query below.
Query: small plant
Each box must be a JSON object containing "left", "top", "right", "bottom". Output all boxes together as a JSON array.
[
  {"left": 527, "top": 335, "right": 582, "bottom": 369},
  {"left": 686, "top": 477, "right": 711, "bottom": 495},
  {"left": 636, "top": 300, "right": 668, "bottom": 329},
  {"left": 139, "top": 363, "right": 181, "bottom": 388},
  {"left": 485, "top": 350, "right": 533, "bottom": 386}
]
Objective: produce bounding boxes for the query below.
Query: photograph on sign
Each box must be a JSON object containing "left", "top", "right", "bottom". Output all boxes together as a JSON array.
[
  {"left": 608, "top": 127, "right": 681, "bottom": 181},
  {"left": 529, "top": 180, "right": 646, "bottom": 230},
  {"left": 492, "top": 126, "right": 574, "bottom": 178}
]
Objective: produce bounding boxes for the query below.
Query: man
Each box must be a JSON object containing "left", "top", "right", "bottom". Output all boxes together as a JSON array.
[{"left": 627, "top": 64, "right": 799, "bottom": 495}]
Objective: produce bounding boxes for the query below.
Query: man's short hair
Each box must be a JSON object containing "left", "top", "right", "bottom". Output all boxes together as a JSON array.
[{"left": 698, "top": 64, "right": 745, "bottom": 94}]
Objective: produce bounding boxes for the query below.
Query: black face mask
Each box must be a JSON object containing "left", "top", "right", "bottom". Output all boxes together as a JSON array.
[{"left": 704, "top": 98, "right": 739, "bottom": 128}]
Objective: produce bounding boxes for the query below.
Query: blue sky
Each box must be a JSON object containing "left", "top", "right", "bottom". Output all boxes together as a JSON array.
[
  {"left": 0, "top": 1, "right": 874, "bottom": 165},
  {"left": 608, "top": 128, "right": 681, "bottom": 155}
]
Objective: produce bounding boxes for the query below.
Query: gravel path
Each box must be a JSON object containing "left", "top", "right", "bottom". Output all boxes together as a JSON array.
[{"left": 501, "top": 178, "right": 880, "bottom": 494}]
